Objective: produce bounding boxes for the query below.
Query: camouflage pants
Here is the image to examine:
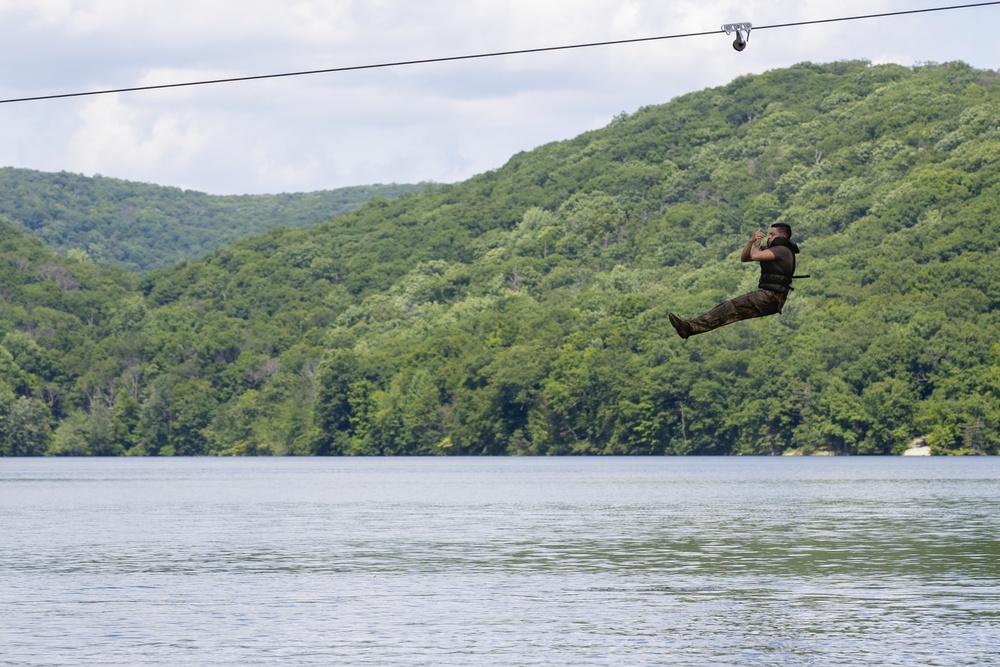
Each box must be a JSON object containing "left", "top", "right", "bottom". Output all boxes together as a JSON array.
[{"left": 684, "top": 289, "right": 786, "bottom": 336}]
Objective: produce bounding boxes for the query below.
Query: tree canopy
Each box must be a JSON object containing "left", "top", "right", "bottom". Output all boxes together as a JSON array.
[
  {"left": 2, "top": 60, "right": 998, "bottom": 456},
  {"left": 0, "top": 168, "right": 433, "bottom": 272}
]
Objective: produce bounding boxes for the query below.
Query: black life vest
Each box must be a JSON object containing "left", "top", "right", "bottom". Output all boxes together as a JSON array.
[{"left": 758, "top": 237, "right": 799, "bottom": 293}]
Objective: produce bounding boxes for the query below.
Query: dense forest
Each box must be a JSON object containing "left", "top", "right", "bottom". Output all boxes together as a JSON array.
[
  {"left": 0, "top": 168, "right": 432, "bottom": 272},
  {"left": 1, "top": 60, "right": 998, "bottom": 457}
]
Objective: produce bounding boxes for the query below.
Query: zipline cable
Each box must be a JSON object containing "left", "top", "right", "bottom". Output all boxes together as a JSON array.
[
  {"left": 1, "top": 1, "right": 998, "bottom": 105},
  {"left": 754, "top": 1, "right": 1000, "bottom": 32}
]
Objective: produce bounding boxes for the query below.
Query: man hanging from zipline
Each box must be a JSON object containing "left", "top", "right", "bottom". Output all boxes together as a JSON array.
[{"left": 669, "top": 223, "right": 802, "bottom": 339}]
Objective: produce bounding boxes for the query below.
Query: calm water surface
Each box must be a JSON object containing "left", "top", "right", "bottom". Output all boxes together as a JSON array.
[{"left": 1, "top": 457, "right": 998, "bottom": 666}]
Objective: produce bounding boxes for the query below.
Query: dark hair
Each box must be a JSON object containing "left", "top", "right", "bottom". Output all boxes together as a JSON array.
[{"left": 771, "top": 223, "right": 792, "bottom": 238}]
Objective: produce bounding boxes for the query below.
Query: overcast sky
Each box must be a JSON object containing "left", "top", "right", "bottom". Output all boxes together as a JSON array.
[{"left": 0, "top": 0, "right": 998, "bottom": 195}]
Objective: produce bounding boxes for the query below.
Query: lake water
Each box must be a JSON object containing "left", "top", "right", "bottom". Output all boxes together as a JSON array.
[{"left": 1, "top": 457, "right": 998, "bottom": 666}]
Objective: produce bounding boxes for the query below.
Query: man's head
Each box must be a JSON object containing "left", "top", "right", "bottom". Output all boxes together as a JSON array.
[{"left": 767, "top": 223, "right": 792, "bottom": 243}]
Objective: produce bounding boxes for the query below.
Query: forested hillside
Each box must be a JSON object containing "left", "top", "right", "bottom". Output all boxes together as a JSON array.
[
  {"left": 0, "top": 168, "right": 432, "bottom": 271},
  {"left": 2, "top": 60, "right": 998, "bottom": 457}
]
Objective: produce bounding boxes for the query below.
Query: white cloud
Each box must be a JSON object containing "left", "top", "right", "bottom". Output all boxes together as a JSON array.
[
  {"left": 0, "top": 0, "right": 998, "bottom": 194},
  {"left": 65, "top": 93, "right": 212, "bottom": 180}
]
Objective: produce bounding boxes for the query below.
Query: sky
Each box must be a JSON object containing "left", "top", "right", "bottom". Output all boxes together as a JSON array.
[{"left": 1, "top": 0, "right": 998, "bottom": 195}]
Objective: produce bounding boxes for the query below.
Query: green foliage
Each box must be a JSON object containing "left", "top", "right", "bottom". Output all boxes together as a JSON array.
[
  {"left": 2, "top": 60, "right": 999, "bottom": 456},
  {"left": 0, "top": 168, "right": 434, "bottom": 272}
]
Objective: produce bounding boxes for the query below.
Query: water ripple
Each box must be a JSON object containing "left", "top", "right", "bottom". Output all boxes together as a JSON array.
[{"left": 2, "top": 456, "right": 998, "bottom": 666}]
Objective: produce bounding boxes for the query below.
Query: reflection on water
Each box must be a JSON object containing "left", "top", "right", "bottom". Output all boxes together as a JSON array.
[{"left": 2, "top": 457, "right": 998, "bottom": 665}]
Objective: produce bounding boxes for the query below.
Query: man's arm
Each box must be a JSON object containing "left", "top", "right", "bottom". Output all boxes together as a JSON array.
[{"left": 740, "top": 230, "right": 776, "bottom": 263}]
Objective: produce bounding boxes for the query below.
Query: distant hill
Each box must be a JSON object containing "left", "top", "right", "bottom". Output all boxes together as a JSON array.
[
  {"left": 1, "top": 60, "right": 998, "bottom": 457},
  {"left": 0, "top": 168, "right": 435, "bottom": 272}
]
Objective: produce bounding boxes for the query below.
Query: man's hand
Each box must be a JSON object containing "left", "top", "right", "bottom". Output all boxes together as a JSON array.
[{"left": 741, "top": 229, "right": 774, "bottom": 263}]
